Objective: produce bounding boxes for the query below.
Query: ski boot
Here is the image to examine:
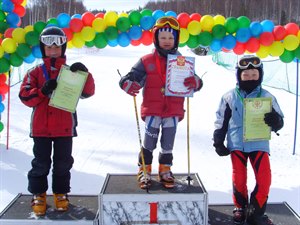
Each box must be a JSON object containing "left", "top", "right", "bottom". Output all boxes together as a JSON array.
[
  {"left": 233, "top": 207, "right": 246, "bottom": 225},
  {"left": 137, "top": 164, "right": 152, "bottom": 189},
  {"left": 158, "top": 164, "right": 175, "bottom": 188},
  {"left": 31, "top": 192, "right": 46, "bottom": 216},
  {"left": 54, "top": 193, "right": 69, "bottom": 211}
]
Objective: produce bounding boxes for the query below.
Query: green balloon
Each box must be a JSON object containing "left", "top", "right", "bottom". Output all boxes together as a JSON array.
[
  {"left": 279, "top": 50, "right": 295, "bottom": 63},
  {"left": 179, "top": 42, "right": 186, "bottom": 47},
  {"left": 47, "top": 18, "right": 58, "bottom": 26},
  {"left": 129, "top": 11, "right": 142, "bottom": 25},
  {"left": 85, "top": 40, "right": 95, "bottom": 48},
  {"left": 0, "top": 21, "right": 9, "bottom": 34},
  {"left": 294, "top": 46, "right": 300, "bottom": 59},
  {"left": 104, "top": 26, "right": 118, "bottom": 40},
  {"left": 141, "top": 9, "right": 153, "bottom": 17},
  {"left": 116, "top": 17, "right": 131, "bottom": 32},
  {"left": 186, "top": 35, "right": 199, "bottom": 49},
  {"left": 10, "top": 52, "right": 23, "bottom": 67},
  {"left": 16, "top": 43, "right": 32, "bottom": 58},
  {"left": 94, "top": 33, "right": 107, "bottom": 49},
  {"left": 238, "top": 16, "right": 251, "bottom": 28},
  {"left": 0, "top": 57, "right": 10, "bottom": 73},
  {"left": 25, "top": 31, "right": 40, "bottom": 46},
  {"left": 198, "top": 31, "right": 213, "bottom": 47},
  {"left": 34, "top": 21, "right": 47, "bottom": 34},
  {"left": 225, "top": 17, "right": 239, "bottom": 34},
  {"left": 212, "top": 24, "right": 226, "bottom": 40},
  {"left": 0, "top": 10, "right": 5, "bottom": 21},
  {"left": 0, "top": 121, "right": 4, "bottom": 133}
]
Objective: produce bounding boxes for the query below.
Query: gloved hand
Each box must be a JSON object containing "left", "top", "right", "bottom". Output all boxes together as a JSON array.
[
  {"left": 121, "top": 80, "right": 142, "bottom": 96},
  {"left": 213, "top": 143, "right": 230, "bottom": 156},
  {"left": 70, "top": 62, "right": 88, "bottom": 72},
  {"left": 41, "top": 79, "right": 57, "bottom": 96},
  {"left": 184, "top": 76, "right": 203, "bottom": 90},
  {"left": 264, "top": 110, "right": 283, "bottom": 132}
]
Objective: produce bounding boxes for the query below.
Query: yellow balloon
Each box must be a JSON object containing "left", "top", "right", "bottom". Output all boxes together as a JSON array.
[
  {"left": 200, "top": 15, "right": 214, "bottom": 32},
  {"left": 256, "top": 45, "right": 270, "bottom": 58},
  {"left": 24, "top": 25, "right": 34, "bottom": 33},
  {"left": 2, "top": 38, "right": 17, "bottom": 53},
  {"left": 214, "top": 15, "right": 226, "bottom": 25},
  {"left": 118, "top": 12, "right": 128, "bottom": 18},
  {"left": 269, "top": 41, "right": 284, "bottom": 57},
  {"left": 12, "top": 28, "right": 26, "bottom": 43},
  {"left": 187, "top": 21, "right": 201, "bottom": 35},
  {"left": 21, "top": 0, "right": 27, "bottom": 7},
  {"left": 297, "top": 30, "right": 300, "bottom": 40},
  {"left": 80, "top": 26, "right": 95, "bottom": 42},
  {"left": 92, "top": 18, "right": 107, "bottom": 32},
  {"left": 283, "top": 34, "right": 300, "bottom": 51},
  {"left": 67, "top": 41, "right": 74, "bottom": 49},
  {"left": 0, "top": 46, "right": 4, "bottom": 58},
  {"left": 72, "top": 33, "right": 85, "bottom": 48},
  {"left": 104, "top": 11, "right": 118, "bottom": 26},
  {"left": 179, "top": 28, "right": 189, "bottom": 44}
]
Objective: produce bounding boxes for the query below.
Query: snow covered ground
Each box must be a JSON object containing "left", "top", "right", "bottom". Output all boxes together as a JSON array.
[{"left": 0, "top": 45, "right": 299, "bottom": 216}]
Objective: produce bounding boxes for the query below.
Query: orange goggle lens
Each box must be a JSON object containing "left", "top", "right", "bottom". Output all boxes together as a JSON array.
[
  {"left": 238, "top": 57, "right": 262, "bottom": 69},
  {"left": 155, "top": 16, "right": 180, "bottom": 30}
]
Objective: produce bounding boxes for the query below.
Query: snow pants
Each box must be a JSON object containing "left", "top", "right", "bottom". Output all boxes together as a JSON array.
[
  {"left": 28, "top": 137, "right": 74, "bottom": 194},
  {"left": 139, "top": 116, "right": 178, "bottom": 166},
  {"left": 231, "top": 150, "right": 271, "bottom": 215}
]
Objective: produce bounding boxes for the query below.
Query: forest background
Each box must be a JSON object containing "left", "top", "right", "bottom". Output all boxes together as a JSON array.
[{"left": 22, "top": 0, "right": 300, "bottom": 27}]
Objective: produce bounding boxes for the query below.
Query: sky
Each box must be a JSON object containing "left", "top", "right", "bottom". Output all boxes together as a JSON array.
[
  {"left": 82, "top": 0, "right": 151, "bottom": 11},
  {"left": 0, "top": 45, "right": 299, "bottom": 221}
]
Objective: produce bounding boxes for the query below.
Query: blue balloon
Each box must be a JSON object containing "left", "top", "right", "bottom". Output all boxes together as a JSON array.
[
  {"left": 57, "top": 13, "right": 71, "bottom": 28},
  {"left": 117, "top": 32, "right": 131, "bottom": 47},
  {"left": 1, "top": 0, "right": 14, "bottom": 13},
  {"left": 129, "top": 25, "right": 142, "bottom": 40},
  {"left": 0, "top": 103, "right": 5, "bottom": 113},
  {"left": 235, "top": 28, "right": 251, "bottom": 43},
  {"left": 6, "top": 12, "right": 20, "bottom": 26},
  {"left": 250, "top": 21, "right": 263, "bottom": 37},
  {"left": 165, "top": 11, "right": 177, "bottom": 18},
  {"left": 222, "top": 35, "right": 236, "bottom": 50},
  {"left": 210, "top": 39, "right": 222, "bottom": 52},
  {"left": 107, "top": 39, "right": 118, "bottom": 47},
  {"left": 24, "top": 54, "right": 36, "bottom": 64},
  {"left": 140, "top": 16, "right": 155, "bottom": 31},
  {"left": 261, "top": 20, "right": 274, "bottom": 32},
  {"left": 32, "top": 46, "right": 42, "bottom": 58},
  {"left": 152, "top": 10, "right": 165, "bottom": 21}
]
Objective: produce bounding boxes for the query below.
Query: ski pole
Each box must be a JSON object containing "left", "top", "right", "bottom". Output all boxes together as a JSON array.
[
  {"left": 133, "top": 96, "right": 149, "bottom": 192},
  {"left": 186, "top": 97, "right": 193, "bottom": 185}
]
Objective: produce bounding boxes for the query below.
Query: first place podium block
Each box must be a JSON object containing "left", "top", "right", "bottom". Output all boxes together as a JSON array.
[{"left": 98, "top": 173, "right": 208, "bottom": 225}]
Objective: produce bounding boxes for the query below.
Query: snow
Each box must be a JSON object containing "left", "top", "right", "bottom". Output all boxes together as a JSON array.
[{"left": 0, "top": 45, "right": 299, "bottom": 216}]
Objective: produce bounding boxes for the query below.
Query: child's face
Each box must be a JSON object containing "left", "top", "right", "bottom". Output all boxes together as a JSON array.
[
  {"left": 240, "top": 69, "right": 260, "bottom": 81},
  {"left": 44, "top": 45, "right": 62, "bottom": 58},
  {"left": 158, "top": 31, "right": 175, "bottom": 50}
]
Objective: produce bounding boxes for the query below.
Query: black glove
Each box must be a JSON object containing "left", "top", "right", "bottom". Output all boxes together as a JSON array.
[
  {"left": 41, "top": 79, "right": 57, "bottom": 96},
  {"left": 213, "top": 143, "right": 230, "bottom": 156},
  {"left": 70, "top": 62, "right": 88, "bottom": 72},
  {"left": 264, "top": 109, "right": 283, "bottom": 132}
]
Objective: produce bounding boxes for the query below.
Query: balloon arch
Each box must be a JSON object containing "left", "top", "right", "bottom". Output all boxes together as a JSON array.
[{"left": 1, "top": 0, "right": 300, "bottom": 133}]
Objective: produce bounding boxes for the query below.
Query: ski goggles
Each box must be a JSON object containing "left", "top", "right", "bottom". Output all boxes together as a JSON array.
[
  {"left": 238, "top": 56, "right": 262, "bottom": 69},
  {"left": 40, "top": 35, "right": 67, "bottom": 46},
  {"left": 155, "top": 16, "right": 180, "bottom": 30}
]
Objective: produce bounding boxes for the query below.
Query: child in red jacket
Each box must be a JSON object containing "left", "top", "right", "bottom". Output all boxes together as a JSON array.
[
  {"left": 19, "top": 26, "right": 95, "bottom": 216},
  {"left": 119, "top": 17, "right": 203, "bottom": 189}
]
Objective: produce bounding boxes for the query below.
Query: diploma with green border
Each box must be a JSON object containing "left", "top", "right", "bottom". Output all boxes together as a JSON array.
[
  {"left": 243, "top": 97, "right": 272, "bottom": 142},
  {"left": 49, "top": 65, "right": 88, "bottom": 113}
]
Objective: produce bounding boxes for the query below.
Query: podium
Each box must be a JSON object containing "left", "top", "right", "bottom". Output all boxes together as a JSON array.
[{"left": 98, "top": 173, "right": 208, "bottom": 225}]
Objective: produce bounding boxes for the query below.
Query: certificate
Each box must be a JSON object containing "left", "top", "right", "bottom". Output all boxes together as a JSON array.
[
  {"left": 165, "top": 54, "right": 195, "bottom": 97},
  {"left": 243, "top": 97, "right": 272, "bottom": 142},
  {"left": 49, "top": 65, "right": 88, "bottom": 113}
]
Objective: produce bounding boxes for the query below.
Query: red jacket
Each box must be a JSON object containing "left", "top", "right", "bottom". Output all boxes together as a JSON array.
[
  {"left": 19, "top": 57, "right": 95, "bottom": 137},
  {"left": 141, "top": 50, "right": 185, "bottom": 121}
]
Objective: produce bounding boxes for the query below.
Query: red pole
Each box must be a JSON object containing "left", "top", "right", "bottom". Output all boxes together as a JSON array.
[{"left": 6, "top": 70, "right": 11, "bottom": 150}]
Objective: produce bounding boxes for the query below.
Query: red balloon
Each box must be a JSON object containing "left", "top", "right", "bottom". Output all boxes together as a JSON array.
[
  {"left": 11, "top": 0, "right": 23, "bottom": 4},
  {"left": 131, "top": 39, "right": 141, "bottom": 46},
  {"left": 246, "top": 37, "right": 260, "bottom": 53},
  {"left": 177, "top": 12, "right": 190, "bottom": 28},
  {"left": 233, "top": 42, "right": 246, "bottom": 55},
  {"left": 4, "top": 28, "right": 14, "bottom": 38},
  {"left": 62, "top": 28, "right": 73, "bottom": 42},
  {"left": 13, "top": 4, "right": 26, "bottom": 17},
  {"left": 82, "top": 12, "right": 95, "bottom": 26},
  {"left": 141, "top": 31, "right": 153, "bottom": 46},
  {"left": 0, "top": 83, "right": 9, "bottom": 95},
  {"left": 285, "top": 22, "right": 299, "bottom": 35},
  {"left": 69, "top": 18, "right": 84, "bottom": 32},
  {"left": 95, "top": 13, "right": 105, "bottom": 19},
  {"left": 0, "top": 74, "right": 7, "bottom": 84},
  {"left": 273, "top": 25, "right": 287, "bottom": 41},
  {"left": 259, "top": 32, "right": 274, "bottom": 46},
  {"left": 190, "top": 13, "right": 201, "bottom": 21}
]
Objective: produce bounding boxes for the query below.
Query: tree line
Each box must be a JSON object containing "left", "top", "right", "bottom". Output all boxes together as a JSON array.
[{"left": 21, "top": 0, "right": 299, "bottom": 26}]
